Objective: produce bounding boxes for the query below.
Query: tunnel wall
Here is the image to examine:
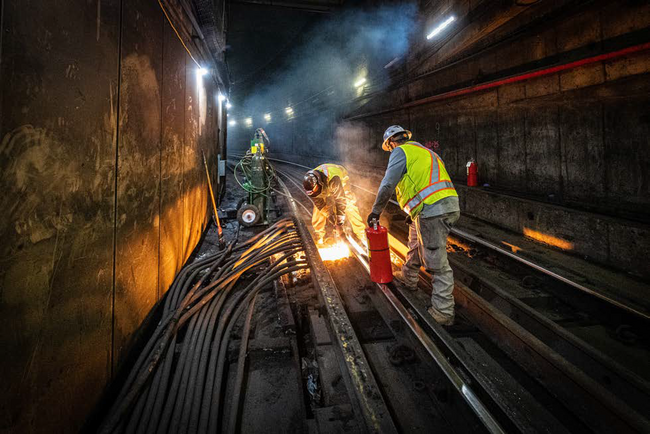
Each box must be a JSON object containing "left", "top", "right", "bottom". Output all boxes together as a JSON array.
[
  {"left": 249, "top": 0, "right": 650, "bottom": 278},
  {"left": 0, "top": 1, "right": 226, "bottom": 432}
]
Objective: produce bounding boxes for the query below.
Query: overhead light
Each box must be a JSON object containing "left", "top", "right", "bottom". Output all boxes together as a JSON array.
[
  {"left": 245, "top": 117, "right": 252, "bottom": 127},
  {"left": 229, "top": 120, "right": 237, "bottom": 126},
  {"left": 354, "top": 77, "right": 367, "bottom": 87},
  {"left": 384, "top": 57, "right": 400, "bottom": 69},
  {"left": 264, "top": 113, "right": 271, "bottom": 122},
  {"left": 285, "top": 107, "right": 293, "bottom": 114},
  {"left": 218, "top": 93, "right": 226, "bottom": 102},
  {"left": 226, "top": 102, "right": 232, "bottom": 109},
  {"left": 426, "top": 16, "right": 455, "bottom": 40},
  {"left": 197, "top": 67, "right": 208, "bottom": 76}
]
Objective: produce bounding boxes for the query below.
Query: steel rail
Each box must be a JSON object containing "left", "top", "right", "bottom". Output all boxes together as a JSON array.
[
  {"left": 277, "top": 161, "right": 650, "bottom": 433},
  {"left": 452, "top": 280, "right": 650, "bottom": 434},
  {"left": 276, "top": 169, "right": 510, "bottom": 433},
  {"left": 277, "top": 164, "right": 559, "bottom": 432},
  {"left": 261, "top": 157, "right": 650, "bottom": 321},
  {"left": 382, "top": 237, "right": 650, "bottom": 434},
  {"left": 276, "top": 176, "right": 399, "bottom": 434},
  {"left": 450, "top": 256, "right": 650, "bottom": 415},
  {"left": 349, "top": 249, "right": 507, "bottom": 434},
  {"left": 451, "top": 227, "right": 650, "bottom": 320}
]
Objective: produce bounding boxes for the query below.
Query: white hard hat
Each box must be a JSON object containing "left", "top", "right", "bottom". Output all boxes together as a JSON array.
[{"left": 382, "top": 125, "right": 412, "bottom": 151}]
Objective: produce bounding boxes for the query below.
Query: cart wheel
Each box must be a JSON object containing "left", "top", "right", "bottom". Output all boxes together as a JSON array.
[{"left": 237, "top": 204, "right": 260, "bottom": 227}]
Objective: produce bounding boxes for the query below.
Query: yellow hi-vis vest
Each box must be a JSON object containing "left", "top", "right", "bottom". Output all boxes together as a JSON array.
[
  {"left": 396, "top": 141, "right": 458, "bottom": 217},
  {"left": 315, "top": 163, "right": 349, "bottom": 187}
]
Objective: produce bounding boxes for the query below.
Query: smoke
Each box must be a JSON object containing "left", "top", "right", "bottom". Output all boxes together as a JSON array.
[{"left": 229, "top": 2, "right": 418, "bottom": 155}]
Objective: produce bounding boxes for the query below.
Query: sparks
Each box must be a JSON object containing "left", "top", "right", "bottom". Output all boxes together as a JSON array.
[{"left": 318, "top": 241, "right": 351, "bottom": 262}]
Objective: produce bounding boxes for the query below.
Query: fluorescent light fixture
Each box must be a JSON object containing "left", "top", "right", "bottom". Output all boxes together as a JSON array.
[
  {"left": 264, "top": 113, "right": 271, "bottom": 122},
  {"left": 245, "top": 117, "right": 252, "bottom": 127},
  {"left": 218, "top": 93, "right": 226, "bottom": 102},
  {"left": 354, "top": 77, "right": 367, "bottom": 87},
  {"left": 384, "top": 57, "right": 400, "bottom": 69},
  {"left": 226, "top": 102, "right": 232, "bottom": 109},
  {"left": 229, "top": 120, "right": 237, "bottom": 126},
  {"left": 285, "top": 107, "right": 293, "bottom": 114},
  {"left": 426, "top": 16, "right": 455, "bottom": 40},
  {"left": 197, "top": 67, "right": 208, "bottom": 76}
]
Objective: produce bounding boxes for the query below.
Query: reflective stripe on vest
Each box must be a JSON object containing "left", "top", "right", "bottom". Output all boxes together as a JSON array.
[
  {"left": 397, "top": 142, "right": 457, "bottom": 216},
  {"left": 315, "top": 164, "right": 348, "bottom": 184},
  {"left": 403, "top": 180, "right": 456, "bottom": 214}
]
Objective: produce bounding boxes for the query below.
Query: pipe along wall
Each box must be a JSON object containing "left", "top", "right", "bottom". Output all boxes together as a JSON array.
[{"left": 0, "top": 1, "right": 226, "bottom": 432}]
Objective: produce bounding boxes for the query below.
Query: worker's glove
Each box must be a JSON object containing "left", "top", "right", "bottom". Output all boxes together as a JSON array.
[
  {"left": 405, "top": 215, "right": 413, "bottom": 226},
  {"left": 367, "top": 212, "right": 380, "bottom": 227}
]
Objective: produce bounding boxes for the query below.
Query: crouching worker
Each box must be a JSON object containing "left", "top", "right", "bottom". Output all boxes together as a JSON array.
[
  {"left": 367, "top": 126, "right": 460, "bottom": 326},
  {"left": 302, "top": 164, "right": 366, "bottom": 245}
]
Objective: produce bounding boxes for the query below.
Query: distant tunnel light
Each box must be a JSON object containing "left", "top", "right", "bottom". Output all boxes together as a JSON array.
[
  {"left": 198, "top": 67, "right": 208, "bottom": 76},
  {"left": 229, "top": 120, "right": 237, "bottom": 126},
  {"left": 264, "top": 113, "right": 272, "bottom": 122},
  {"left": 226, "top": 102, "right": 232, "bottom": 109},
  {"left": 218, "top": 93, "right": 226, "bottom": 103},
  {"left": 426, "top": 16, "right": 455, "bottom": 40},
  {"left": 285, "top": 107, "right": 294, "bottom": 115},
  {"left": 354, "top": 77, "right": 367, "bottom": 87},
  {"left": 245, "top": 117, "right": 253, "bottom": 127}
]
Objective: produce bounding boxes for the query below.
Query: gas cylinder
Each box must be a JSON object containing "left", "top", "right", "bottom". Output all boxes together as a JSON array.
[
  {"left": 365, "top": 221, "right": 393, "bottom": 283},
  {"left": 467, "top": 160, "right": 478, "bottom": 187}
]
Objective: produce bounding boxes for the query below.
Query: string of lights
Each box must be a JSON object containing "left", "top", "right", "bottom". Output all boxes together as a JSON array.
[{"left": 228, "top": 13, "right": 459, "bottom": 129}]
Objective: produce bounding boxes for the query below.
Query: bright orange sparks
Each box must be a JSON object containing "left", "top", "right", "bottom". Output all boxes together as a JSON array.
[{"left": 318, "top": 242, "right": 351, "bottom": 262}]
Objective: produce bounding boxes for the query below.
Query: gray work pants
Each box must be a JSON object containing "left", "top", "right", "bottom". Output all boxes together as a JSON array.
[{"left": 402, "top": 211, "right": 460, "bottom": 318}]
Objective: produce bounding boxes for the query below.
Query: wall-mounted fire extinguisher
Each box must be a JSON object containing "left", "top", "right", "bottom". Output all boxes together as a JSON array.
[
  {"left": 365, "top": 220, "right": 393, "bottom": 283},
  {"left": 467, "top": 160, "right": 478, "bottom": 187}
]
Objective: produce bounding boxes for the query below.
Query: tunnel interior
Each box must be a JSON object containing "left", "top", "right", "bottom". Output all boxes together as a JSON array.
[{"left": 1, "top": 0, "right": 649, "bottom": 433}]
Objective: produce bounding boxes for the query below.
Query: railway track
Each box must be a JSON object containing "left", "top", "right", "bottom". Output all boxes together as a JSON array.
[
  {"left": 97, "top": 156, "right": 650, "bottom": 433},
  {"left": 268, "top": 158, "right": 650, "bottom": 434}
]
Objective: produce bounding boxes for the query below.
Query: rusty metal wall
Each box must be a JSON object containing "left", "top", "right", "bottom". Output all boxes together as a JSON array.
[{"left": 0, "top": 0, "right": 225, "bottom": 432}]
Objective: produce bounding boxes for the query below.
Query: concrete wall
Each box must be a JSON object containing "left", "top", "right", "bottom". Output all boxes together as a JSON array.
[
  {"left": 238, "top": 0, "right": 650, "bottom": 278},
  {"left": 0, "top": 0, "right": 226, "bottom": 432}
]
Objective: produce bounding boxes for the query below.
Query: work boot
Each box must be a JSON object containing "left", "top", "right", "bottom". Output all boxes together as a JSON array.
[
  {"left": 427, "top": 306, "right": 454, "bottom": 326},
  {"left": 393, "top": 270, "right": 418, "bottom": 291}
]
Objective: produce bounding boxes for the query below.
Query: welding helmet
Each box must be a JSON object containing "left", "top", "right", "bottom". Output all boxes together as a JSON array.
[
  {"left": 382, "top": 125, "right": 411, "bottom": 151},
  {"left": 303, "top": 170, "right": 326, "bottom": 197}
]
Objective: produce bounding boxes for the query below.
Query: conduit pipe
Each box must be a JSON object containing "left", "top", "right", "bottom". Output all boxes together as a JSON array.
[{"left": 345, "top": 41, "right": 650, "bottom": 121}]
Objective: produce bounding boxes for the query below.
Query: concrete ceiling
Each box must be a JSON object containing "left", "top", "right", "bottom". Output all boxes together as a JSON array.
[{"left": 225, "top": 1, "right": 343, "bottom": 102}]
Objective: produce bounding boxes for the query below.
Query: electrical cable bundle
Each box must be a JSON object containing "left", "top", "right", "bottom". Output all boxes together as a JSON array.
[{"left": 99, "top": 218, "right": 308, "bottom": 434}]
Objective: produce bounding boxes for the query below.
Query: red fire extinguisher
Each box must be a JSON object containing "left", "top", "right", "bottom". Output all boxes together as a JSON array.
[
  {"left": 467, "top": 160, "right": 478, "bottom": 187},
  {"left": 366, "top": 220, "right": 393, "bottom": 283}
]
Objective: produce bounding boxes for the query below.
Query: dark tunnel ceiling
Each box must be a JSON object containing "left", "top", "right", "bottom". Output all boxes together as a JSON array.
[{"left": 226, "top": 1, "right": 344, "bottom": 102}]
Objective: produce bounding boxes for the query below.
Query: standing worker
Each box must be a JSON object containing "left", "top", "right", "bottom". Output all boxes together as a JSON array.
[
  {"left": 303, "top": 164, "right": 366, "bottom": 245},
  {"left": 367, "top": 126, "right": 460, "bottom": 326}
]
